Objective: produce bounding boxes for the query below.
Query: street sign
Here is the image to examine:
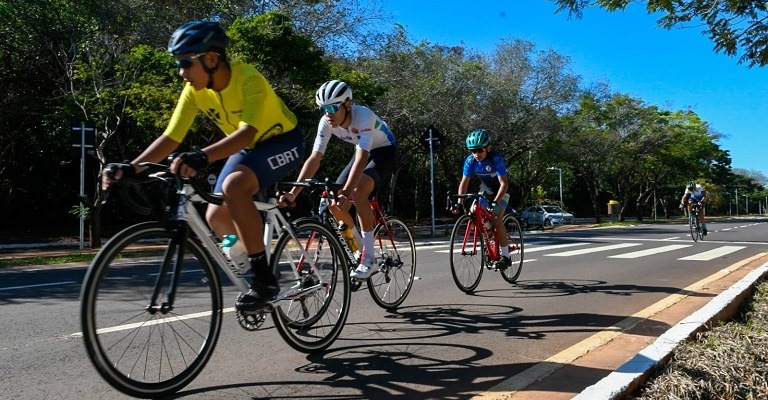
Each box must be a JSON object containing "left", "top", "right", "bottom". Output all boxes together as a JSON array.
[
  {"left": 207, "top": 174, "right": 218, "bottom": 192},
  {"left": 71, "top": 120, "right": 96, "bottom": 249},
  {"left": 419, "top": 124, "right": 444, "bottom": 152},
  {"left": 71, "top": 121, "right": 96, "bottom": 157}
]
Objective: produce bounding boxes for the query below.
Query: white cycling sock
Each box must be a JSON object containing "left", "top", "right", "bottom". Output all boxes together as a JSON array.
[
  {"left": 501, "top": 246, "right": 510, "bottom": 257},
  {"left": 362, "top": 230, "right": 375, "bottom": 261}
]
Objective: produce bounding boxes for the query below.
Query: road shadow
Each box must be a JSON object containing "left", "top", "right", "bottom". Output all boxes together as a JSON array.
[
  {"left": 165, "top": 300, "right": 676, "bottom": 400},
  {"left": 166, "top": 342, "right": 619, "bottom": 399}
]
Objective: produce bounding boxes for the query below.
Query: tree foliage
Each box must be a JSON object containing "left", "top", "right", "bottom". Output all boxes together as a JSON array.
[
  {"left": 551, "top": 0, "right": 768, "bottom": 67},
  {"left": 0, "top": 0, "right": 760, "bottom": 239}
]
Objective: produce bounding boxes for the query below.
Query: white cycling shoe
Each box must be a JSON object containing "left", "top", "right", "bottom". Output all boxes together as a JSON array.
[{"left": 350, "top": 258, "right": 379, "bottom": 279}]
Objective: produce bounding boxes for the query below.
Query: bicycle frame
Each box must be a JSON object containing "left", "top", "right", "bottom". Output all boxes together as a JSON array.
[
  {"left": 148, "top": 172, "right": 322, "bottom": 313},
  {"left": 452, "top": 193, "right": 501, "bottom": 263},
  {"left": 469, "top": 200, "right": 501, "bottom": 262},
  {"left": 311, "top": 185, "right": 390, "bottom": 267}
]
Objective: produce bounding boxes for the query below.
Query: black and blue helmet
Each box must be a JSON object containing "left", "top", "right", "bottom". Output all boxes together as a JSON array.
[{"left": 168, "top": 21, "right": 229, "bottom": 56}]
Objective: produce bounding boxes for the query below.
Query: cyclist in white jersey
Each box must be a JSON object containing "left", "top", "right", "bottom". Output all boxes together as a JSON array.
[
  {"left": 279, "top": 80, "right": 398, "bottom": 279},
  {"left": 680, "top": 181, "right": 708, "bottom": 235}
]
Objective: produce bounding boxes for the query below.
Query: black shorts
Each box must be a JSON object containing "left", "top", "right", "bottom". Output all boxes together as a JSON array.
[{"left": 335, "top": 145, "right": 398, "bottom": 191}]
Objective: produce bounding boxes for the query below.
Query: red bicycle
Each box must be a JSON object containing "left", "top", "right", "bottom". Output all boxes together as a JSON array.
[
  {"left": 289, "top": 179, "right": 416, "bottom": 310},
  {"left": 448, "top": 193, "right": 524, "bottom": 293}
]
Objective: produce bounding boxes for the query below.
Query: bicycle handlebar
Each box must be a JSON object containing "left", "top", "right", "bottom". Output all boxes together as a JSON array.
[
  {"left": 446, "top": 192, "right": 493, "bottom": 214},
  {"left": 281, "top": 178, "right": 344, "bottom": 200}
]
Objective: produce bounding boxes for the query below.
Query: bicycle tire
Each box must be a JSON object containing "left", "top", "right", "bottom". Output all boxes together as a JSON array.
[
  {"left": 695, "top": 215, "right": 703, "bottom": 241},
  {"left": 449, "top": 215, "right": 484, "bottom": 294},
  {"left": 689, "top": 214, "right": 699, "bottom": 242},
  {"left": 80, "top": 222, "right": 222, "bottom": 398},
  {"left": 368, "top": 217, "right": 416, "bottom": 310},
  {"left": 271, "top": 219, "right": 351, "bottom": 353},
  {"left": 501, "top": 215, "right": 524, "bottom": 283}
]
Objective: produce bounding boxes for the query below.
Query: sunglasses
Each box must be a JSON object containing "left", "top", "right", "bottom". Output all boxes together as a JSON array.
[
  {"left": 470, "top": 148, "right": 486, "bottom": 154},
  {"left": 175, "top": 52, "right": 207, "bottom": 69},
  {"left": 319, "top": 103, "right": 343, "bottom": 114}
]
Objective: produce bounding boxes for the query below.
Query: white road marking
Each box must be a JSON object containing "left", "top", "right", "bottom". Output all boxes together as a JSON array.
[
  {"left": 678, "top": 246, "right": 747, "bottom": 261},
  {"left": 524, "top": 243, "right": 590, "bottom": 253},
  {"left": 545, "top": 243, "right": 641, "bottom": 257},
  {"left": 0, "top": 281, "right": 77, "bottom": 291},
  {"left": 608, "top": 244, "right": 691, "bottom": 259}
]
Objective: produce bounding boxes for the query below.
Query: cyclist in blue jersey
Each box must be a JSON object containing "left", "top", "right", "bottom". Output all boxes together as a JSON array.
[
  {"left": 680, "top": 181, "right": 708, "bottom": 235},
  {"left": 452, "top": 129, "right": 511, "bottom": 269}
]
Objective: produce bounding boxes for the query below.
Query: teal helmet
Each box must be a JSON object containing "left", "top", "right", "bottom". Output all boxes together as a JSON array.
[{"left": 466, "top": 129, "right": 491, "bottom": 150}]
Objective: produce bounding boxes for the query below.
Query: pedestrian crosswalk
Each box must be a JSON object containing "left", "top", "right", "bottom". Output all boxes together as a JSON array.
[{"left": 428, "top": 240, "right": 748, "bottom": 261}]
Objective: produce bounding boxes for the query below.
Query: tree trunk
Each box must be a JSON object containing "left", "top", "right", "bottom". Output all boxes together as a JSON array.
[{"left": 89, "top": 196, "right": 102, "bottom": 249}]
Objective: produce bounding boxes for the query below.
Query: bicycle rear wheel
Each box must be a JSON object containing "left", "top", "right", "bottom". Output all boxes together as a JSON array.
[
  {"left": 501, "top": 215, "right": 524, "bottom": 283},
  {"left": 368, "top": 217, "right": 416, "bottom": 310},
  {"left": 80, "top": 222, "right": 222, "bottom": 398},
  {"left": 449, "top": 215, "right": 484, "bottom": 294},
  {"left": 689, "top": 215, "right": 699, "bottom": 242},
  {"left": 271, "top": 219, "right": 350, "bottom": 353}
]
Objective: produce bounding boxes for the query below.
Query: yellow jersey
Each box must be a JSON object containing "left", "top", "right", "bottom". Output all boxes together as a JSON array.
[{"left": 162, "top": 62, "right": 297, "bottom": 148}]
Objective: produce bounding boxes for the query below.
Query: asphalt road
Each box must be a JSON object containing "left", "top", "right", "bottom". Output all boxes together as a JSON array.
[{"left": 2, "top": 217, "right": 767, "bottom": 399}]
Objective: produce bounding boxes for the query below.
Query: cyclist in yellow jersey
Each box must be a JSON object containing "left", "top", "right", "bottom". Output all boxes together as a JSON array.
[{"left": 101, "top": 21, "right": 305, "bottom": 311}]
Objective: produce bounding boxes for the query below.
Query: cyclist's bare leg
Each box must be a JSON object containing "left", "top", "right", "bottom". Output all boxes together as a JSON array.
[
  {"left": 351, "top": 174, "right": 376, "bottom": 232},
  {"left": 350, "top": 174, "right": 377, "bottom": 275},
  {"left": 206, "top": 166, "right": 265, "bottom": 253},
  {"left": 206, "top": 204, "right": 236, "bottom": 239},
  {"left": 494, "top": 205, "right": 508, "bottom": 249}
]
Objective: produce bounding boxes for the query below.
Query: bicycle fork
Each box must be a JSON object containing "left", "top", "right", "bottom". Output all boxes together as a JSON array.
[{"left": 147, "top": 222, "right": 188, "bottom": 315}]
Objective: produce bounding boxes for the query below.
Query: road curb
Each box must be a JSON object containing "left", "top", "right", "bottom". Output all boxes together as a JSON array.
[{"left": 573, "top": 259, "right": 768, "bottom": 399}]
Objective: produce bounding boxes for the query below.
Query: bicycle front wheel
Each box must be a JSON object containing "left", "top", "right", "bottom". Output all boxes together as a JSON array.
[
  {"left": 271, "top": 219, "right": 350, "bottom": 353},
  {"left": 449, "top": 215, "right": 484, "bottom": 294},
  {"left": 368, "top": 217, "right": 416, "bottom": 310},
  {"left": 695, "top": 215, "right": 703, "bottom": 241},
  {"left": 80, "top": 222, "right": 222, "bottom": 399},
  {"left": 501, "top": 215, "right": 524, "bottom": 283}
]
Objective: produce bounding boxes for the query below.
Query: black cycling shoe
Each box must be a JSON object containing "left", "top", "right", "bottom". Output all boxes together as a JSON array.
[
  {"left": 496, "top": 256, "right": 511, "bottom": 270},
  {"left": 236, "top": 278, "right": 279, "bottom": 312}
]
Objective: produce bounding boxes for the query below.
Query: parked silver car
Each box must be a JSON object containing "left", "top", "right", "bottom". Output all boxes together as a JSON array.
[{"left": 520, "top": 205, "right": 574, "bottom": 227}]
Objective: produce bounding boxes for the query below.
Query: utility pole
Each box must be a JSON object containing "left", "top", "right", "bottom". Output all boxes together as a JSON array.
[{"left": 548, "top": 166, "right": 563, "bottom": 205}]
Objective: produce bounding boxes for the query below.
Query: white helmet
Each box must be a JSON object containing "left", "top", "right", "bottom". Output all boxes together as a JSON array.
[{"left": 315, "top": 80, "right": 352, "bottom": 107}]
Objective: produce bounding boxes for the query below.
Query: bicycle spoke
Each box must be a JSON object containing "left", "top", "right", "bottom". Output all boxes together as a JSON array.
[{"left": 368, "top": 218, "right": 416, "bottom": 309}]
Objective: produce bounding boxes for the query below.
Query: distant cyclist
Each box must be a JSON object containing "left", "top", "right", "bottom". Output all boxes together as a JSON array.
[
  {"left": 101, "top": 21, "right": 305, "bottom": 311},
  {"left": 279, "top": 80, "right": 398, "bottom": 279},
  {"left": 680, "top": 181, "right": 707, "bottom": 236},
  {"left": 453, "top": 129, "right": 511, "bottom": 269}
]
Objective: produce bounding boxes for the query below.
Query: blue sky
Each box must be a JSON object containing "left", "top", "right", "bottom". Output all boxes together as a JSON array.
[{"left": 379, "top": 0, "right": 765, "bottom": 176}]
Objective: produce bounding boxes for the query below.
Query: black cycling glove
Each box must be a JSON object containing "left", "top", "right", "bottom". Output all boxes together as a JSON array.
[
  {"left": 105, "top": 163, "right": 136, "bottom": 180},
  {"left": 175, "top": 147, "right": 208, "bottom": 171}
]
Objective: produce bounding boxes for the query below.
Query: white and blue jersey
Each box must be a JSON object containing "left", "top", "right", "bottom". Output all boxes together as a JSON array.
[
  {"left": 462, "top": 150, "right": 508, "bottom": 193},
  {"left": 685, "top": 184, "right": 706, "bottom": 201},
  {"left": 312, "top": 105, "right": 396, "bottom": 154}
]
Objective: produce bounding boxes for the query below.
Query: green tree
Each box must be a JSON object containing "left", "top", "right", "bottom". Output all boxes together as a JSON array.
[{"left": 561, "top": 90, "right": 623, "bottom": 222}]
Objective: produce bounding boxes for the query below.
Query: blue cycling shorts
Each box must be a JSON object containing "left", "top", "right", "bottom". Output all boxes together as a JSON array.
[{"left": 214, "top": 127, "right": 305, "bottom": 193}]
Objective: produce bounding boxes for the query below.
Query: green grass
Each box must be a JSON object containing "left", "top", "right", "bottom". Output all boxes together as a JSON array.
[
  {"left": 630, "top": 282, "right": 768, "bottom": 399},
  {"left": 0, "top": 253, "right": 95, "bottom": 268}
]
